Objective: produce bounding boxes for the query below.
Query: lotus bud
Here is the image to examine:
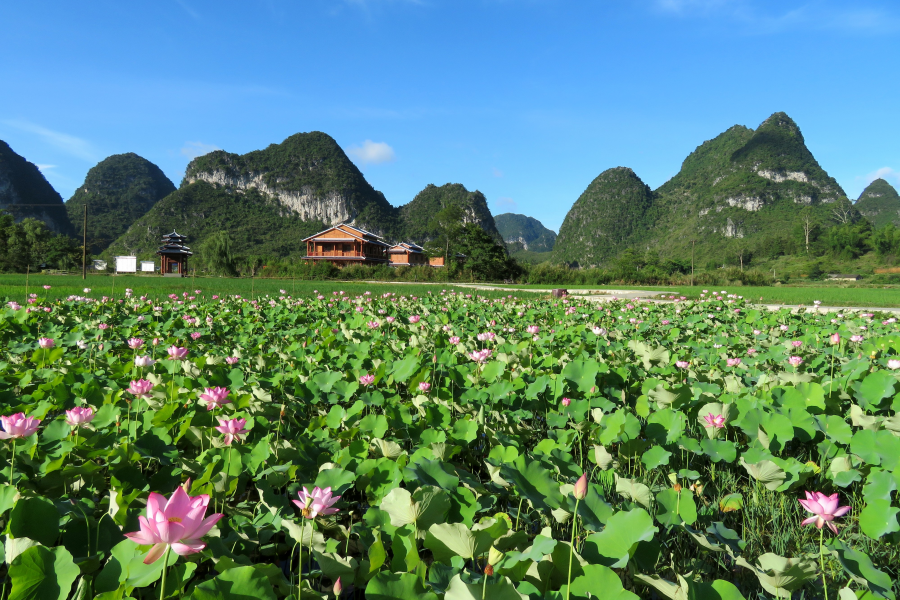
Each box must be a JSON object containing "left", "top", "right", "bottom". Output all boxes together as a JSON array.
[
  {"left": 334, "top": 576, "right": 342, "bottom": 596},
  {"left": 573, "top": 473, "right": 588, "bottom": 500}
]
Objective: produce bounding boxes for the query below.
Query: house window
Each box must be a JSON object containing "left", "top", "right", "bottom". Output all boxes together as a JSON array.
[{"left": 343, "top": 244, "right": 353, "bottom": 253}]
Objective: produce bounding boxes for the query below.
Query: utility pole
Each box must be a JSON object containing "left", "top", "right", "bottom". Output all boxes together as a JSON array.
[
  {"left": 81, "top": 204, "right": 87, "bottom": 280},
  {"left": 690, "top": 240, "right": 695, "bottom": 287}
]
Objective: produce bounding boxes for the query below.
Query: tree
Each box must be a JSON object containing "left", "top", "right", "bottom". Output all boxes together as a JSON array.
[
  {"left": 831, "top": 197, "right": 855, "bottom": 225},
  {"left": 199, "top": 231, "right": 236, "bottom": 276},
  {"left": 455, "top": 223, "right": 519, "bottom": 281},
  {"left": 425, "top": 204, "right": 464, "bottom": 262}
]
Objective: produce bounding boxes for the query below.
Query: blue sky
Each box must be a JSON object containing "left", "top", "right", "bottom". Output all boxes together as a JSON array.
[{"left": 2, "top": 0, "right": 898, "bottom": 232}]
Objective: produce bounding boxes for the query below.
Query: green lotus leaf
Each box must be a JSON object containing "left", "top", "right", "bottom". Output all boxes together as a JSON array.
[
  {"left": 500, "top": 456, "right": 565, "bottom": 511},
  {"left": 859, "top": 499, "right": 900, "bottom": 539},
  {"left": 739, "top": 458, "right": 786, "bottom": 490},
  {"left": 379, "top": 485, "right": 450, "bottom": 531},
  {"left": 828, "top": 539, "right": 896, "bottom": 600},
  {"left": 9, "top": 545, "right": 79, "bottom": 600},
  {"left": 854, "top": 370, "right": 898, "bottom": 411},
  {"left": 362, "top": 572, "right": 439, "bottom": 600},
  {"left": 425, "top": 523, "right": 494, "bottom": 563},
  {"left": 655, "top": 488, "right": 697, "bottom": 526},
  {"left": 444, "top": 574, "right": 527, "bottom": 600},
  {"left": 615, "top": 476, "right": 653, "bottom": 509},
  {"left": 582, "top": 508, "right": 657, "bottom": 568}
]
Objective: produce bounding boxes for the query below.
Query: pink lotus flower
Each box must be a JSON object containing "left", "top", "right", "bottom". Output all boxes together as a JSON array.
[
  {"left": 360, "top": 374, "right": 375, "bottom": 386},
  {"left": 747, "top": 348, "right": 757, "bottom": 356},
  {"left": 573, "top": 474, "right": 588, "bottom": 500},
  {"left": 418, "top": 382, "right": 431, "bottom": 392},
  {"left": 127, "top": 338, "right": 145, "bottom": 350},
  {"left": 152, "top": 338, "right": 161, "bottom": 346},
  {"left": 225, "top": 356, "right": 240, "bottom": 365},
  {"left": 408, "top": 315, "right": 420, "bottom": 324},
  {"left": 98, "top": 323, "right": 109, "bottom": 331},
  {"left": 38, "top": 337, "right": 54, "bottom": 349},
  {"left": 889, "top": 359, "right": 900, "bottom": 370},
  {"left": 128, "top": 379, "right": 154, "bottom": 398},
  {"left": 449, "top": 336, "right": 460, "bottom": 345},
  {"left": 675, "top": 360, "right": 690, "bottom": 369},
  {"left": 190, "top": 332, "right": 202, "bottom": 340},
  {"left": 830, "top": 333, "right": 840, "bottom": 344},
  {"left": 561, "top": 397, "right": 571, "bottom": 407},
  {"left": 215, "top": 417, "right": 248, "bottom": 445},
  {"left": 791, "top": 340, "right": 803, "bottom": 348},
  {"left": 703, "top": 414, "right": 725, "bottom": 429},
  {"left": 850, "top": 335, "right": 864, "bottom": 343},
  {"left": 726, "top": 358, "right": 742, "bottom": 367},
  {"left": 134, "top": 355, "right": 155, "bottom": 368},
  {"left": 293, "top": 486, "right": 341, "bottom": 519},
  {"left": 526, "top": 325, "right": 540, "bottom": 335},
  {"left": 199, "top": 387, "right": 231, "bottom": 410},
  {"left": 0, "top": 413, "right": 41, "bottom": 439},
  {"left": 167, "top": 346, "right": 188, "bottom": 359},
  {"left": 65, "top": 406, "right": 95, "bottom": 427},
  {"left": 124, "top": 481, "right": 223, "bottom": 563},
  {"left": 43, "top": 285, "right": 51, "bottom": 290},
  {"left": 788, "top": 356, "right": 804, "bottom": 367},
  {"left": 799, "top": 491, "right": 850, "bottom": 534},
  {"left": 780, "top": 325, "right": 788, "bottom": 331},
  {"left": 386, "top": 316, "right": 395, "bottom": 323},
  {"left": 469, "top": 349, "right": 492, "bottom": 363}
]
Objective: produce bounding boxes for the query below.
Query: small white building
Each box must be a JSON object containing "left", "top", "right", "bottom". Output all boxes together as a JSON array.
[
  {"left": 140, "top": 261, "right": 155, "bottom": 273},
  {"left": 115, "top": 256, "right": 137, "bottom": 273}
]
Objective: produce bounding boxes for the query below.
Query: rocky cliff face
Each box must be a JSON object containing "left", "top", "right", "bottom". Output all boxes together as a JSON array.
[
  {"left": 185, "top": 170, "right": 353, "bottom": 225},
  {"left": 855, "top": 179, "right": 900, "bottom": 229},
  {"left": 66, "top": 153, "right": 175, "bottom": 251},
  {"left": 0, "top": 140, "right": 74, "bottom": 235},
  {"left": 182, "top": 132, "right": 399, "bottom": 238},
  {"left": 555, "top": 112, "right": 853, "bottom": 266}
]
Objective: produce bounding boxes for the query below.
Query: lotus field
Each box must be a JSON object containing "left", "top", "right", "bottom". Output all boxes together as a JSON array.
[{"left": 2, "top": 286, "right": 900, "bottom": 600}]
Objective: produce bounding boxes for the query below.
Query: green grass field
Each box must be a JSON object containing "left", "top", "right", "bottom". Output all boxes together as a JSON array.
[
  {"left": 4, "top": 274, "right": 900, "bottom": 308},
  {"left": 0, "top": 274, "right": 536, "bottom": 302}
]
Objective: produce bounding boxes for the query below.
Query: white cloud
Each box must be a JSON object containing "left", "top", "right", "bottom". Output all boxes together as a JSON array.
[
  {"left": 492, "top": 167, "right": 503, "bottom": 178},
  {"left": 35, "top": 164, "right": 56, "bottom": 172},
  {"left": 347, "top": 140, "right": 396, "bottom": 165},
  {"left": 181, "top": 141, "right": 220, "bottom": 159},
  {"left": 655, "top": 0, "right": 735, "bottom": 14},
  {"left": 651, "top": 0, "right": 900, "bottom": 34},
  {"left": 860, "top": 166, "right": 900, "bottom": 187},
  {"left": 494, "top": 197, "right": 517, "bottom": 211},
  {"left": 2, "top": 119, "right": 96, "bottom": 161}
]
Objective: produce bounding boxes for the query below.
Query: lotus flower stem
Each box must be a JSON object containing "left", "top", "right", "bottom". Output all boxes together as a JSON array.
[
  {"left": 819, "top": 527, "right": 828, "bottom": 600},
  {"left": 159, "top": 545, "right": 170, "bottom": 600},
  {"left": 8, "top": 439, "right": 14, "bottom": 487},
  {"left": 565, "top": 496, "right": 581, "bottom": 600}
]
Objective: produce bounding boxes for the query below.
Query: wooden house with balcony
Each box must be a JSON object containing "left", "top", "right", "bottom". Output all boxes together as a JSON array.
[
  {"left": 303, "top": 224, "right": 390, "bottom": 266},
  {"left": 388, "top": 242, "right": 428, "bottom": 267}
]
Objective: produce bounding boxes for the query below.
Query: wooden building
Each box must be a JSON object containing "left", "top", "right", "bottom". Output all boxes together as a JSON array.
[
  {"left": 157, "top": 231, "right": 193, "bottom": 277},
  {"left": 303, "top": 224, "right": 390, "bottom": 267},
  {"left": 388, "top": 242, "right": 428, "bottom": 267}
]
